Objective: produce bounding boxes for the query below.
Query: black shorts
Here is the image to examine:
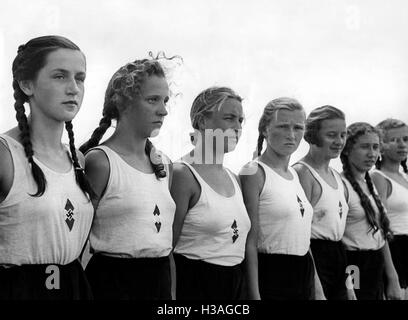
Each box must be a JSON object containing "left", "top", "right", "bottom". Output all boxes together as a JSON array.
[
  {"left": 346, "top": 248, "right": 385, "bottom": 300},
  {"left": 173, "top": 253, "right": 244, "bottom": 300},
  {"left": 310, "top": 239, "right": 349, "bottom": 300},
  {"left": 85, "top": 254, "right": 171, "bottom": 300},
  {"left": 389, "top": 235, "right": 408, "bottom": 289},
  {"left": 258, "top": 251, "right": 314, "bottom": 300},
  {"left": 0, "top": 259, "right": 92, "bottom": 300}
]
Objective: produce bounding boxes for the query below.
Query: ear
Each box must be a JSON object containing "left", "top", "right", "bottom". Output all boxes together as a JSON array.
[
  {"left": 196, "top": 114, "right": 207, "bottom": 131},
  {"left": 18, "top": 80, "right": 34, "bottom": 97}
]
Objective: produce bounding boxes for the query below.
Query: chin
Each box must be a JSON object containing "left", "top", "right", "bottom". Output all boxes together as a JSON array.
[{"left": 150, "top": 128, "right": 161, "bottom": 138}]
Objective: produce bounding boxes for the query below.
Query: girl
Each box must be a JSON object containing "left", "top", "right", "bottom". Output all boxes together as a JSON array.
[
  {"left": 0, "top": 35, "right": 94, "bottom": 299},
  {"left": 340, "top": 122, "right": 402, "bottom": 300},
  {"left": 372, "top": 118, "right": 408, "bottom": 299},
  {"left": 293, "top": 105, "right": 355, "bottom": 300},
  {"left": 240, "top": 98, "right": 314, "bottom": 300},
  {"left": 80, "top": 57, "right": 175, "bottom": 300},
  {"left": 171, "top": 87, "right": 250, "bottom": 300}
]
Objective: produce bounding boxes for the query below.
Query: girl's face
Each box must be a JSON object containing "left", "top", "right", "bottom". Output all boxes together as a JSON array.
[
  {"left": 22, "top": 48, "right": 86, "bottom": 123},
  {"left": 124, "top": 75, "right": 169, "bottom": 138},
  {"left": 202, "top": 98, "right": 244, "bottom": 153},
  {"left": 347, "top": 132, "right": 380, "bottom": 173},
  {"left": 264, "top": 109, "right": 305, "bottom": 157},
  {"left": 381, "top": 126, "right": 408, "bottom": 162},
  {"left": 316, "top": 118, "right": 347, "bottom": 159}
]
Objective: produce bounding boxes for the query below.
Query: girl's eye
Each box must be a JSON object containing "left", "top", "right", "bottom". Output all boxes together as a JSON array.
[{"left": 54, "top": 74, "right": 64, "bottom": 79}]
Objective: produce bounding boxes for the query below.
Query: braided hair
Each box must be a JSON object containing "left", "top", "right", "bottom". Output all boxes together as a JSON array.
[
  {"left": 375, "top": 118, "right": 408, "bottom": 173},
  {"left": 340, "top": 122, "right": 392, "bottom": 240},
  {"left": 255, "top": 97, "right": 305, "bottom": 158},
  {"left": 80, "top": 57, "right": 170, "bottom": 179},
  {"left": 12, "top": 35, "right": 93, "bottom": 197}
]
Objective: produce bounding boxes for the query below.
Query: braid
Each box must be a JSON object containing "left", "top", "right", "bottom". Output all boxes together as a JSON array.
[
  {"left": 365, "top": 172, "right": 392, "bottom": 240},
  {"left": 256, "top": 134, "right": 264, "bottom": 158},
  {"left": 13, "top": 81, "right": 46, "bottom": 197},
  {"left": 79, "top": 115, "right": 112, "bottom": 153},
  {"left": 145, "top": 139, "right": 166, "bottom": 179},
  {"left": 65, "top": 121, "right": 95, "bottom": 198},
  {"left": 341, "top": 154, "right": 381, "bottom": 235},
  {"left": 401, "top": 159, "right": 408, "bottom": 174}
]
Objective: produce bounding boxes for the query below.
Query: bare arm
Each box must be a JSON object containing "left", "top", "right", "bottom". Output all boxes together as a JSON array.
[
  {"left": 239, "top": 163, "right": 264, "bottom": 300},
  {"left": 170, "top": 163, "right": 199, "bottom": 247},
  {"left": 83, "top": 149, "right": 110, "bottom": 210},
  {"left": 0, "top": 139, "right": 13, "bottom": 203},
  {"left": 382, "top": 241, "right": 402, "bottom": 300}
]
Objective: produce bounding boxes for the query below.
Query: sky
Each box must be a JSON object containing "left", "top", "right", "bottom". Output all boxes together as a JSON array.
[{"left": 1, "top": 0, "right": 407, "bottom": 172}]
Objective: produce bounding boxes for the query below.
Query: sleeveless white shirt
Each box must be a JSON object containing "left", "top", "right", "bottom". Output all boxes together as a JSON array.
[
  {"left": 296, "top": 161, "right": 349, "bottom": 241},
  {"left": 0, "top": 134, "right": 93, "bottom": 266},
  {"left": 341, "top": 175, "right": 385, "bottom": 251},
  {"left": 88, "top": 145, "right": 175, "bottom": 258},
  {"left": 372, "top": 169, "right": 408, "bottom": 235},
  {"left": 174, "top": 161, "right": 251, "bottom": 266},
  {"left": 255, "top": 160, "right": 313, "bottom": 256}
]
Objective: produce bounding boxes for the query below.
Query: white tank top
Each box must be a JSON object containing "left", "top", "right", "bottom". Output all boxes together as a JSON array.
[
  {"left": 0, "top": 134, "right": 93, "bottom": 266},
  {"left": 255, "top": 160, "right": 313, "bottom": 256},
  {"left": 89, "top": 145, "right": 175, "bottom": 258},
  {"left": 174, "top": 161, "right": 251, "bottom": 266},
  {"left": 296, "top": 161, "right": 349, "bottom": 241},
  {"left": 372, "top": 169, "right": 408, "bottom": 235},
  {"left": 341, "top": 176, "right": 385, "bottom": 251}
]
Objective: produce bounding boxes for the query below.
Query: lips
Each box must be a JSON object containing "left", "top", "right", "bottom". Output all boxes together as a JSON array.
[{"left": 62, "top": 100, "right": 78, "bottom": 106}]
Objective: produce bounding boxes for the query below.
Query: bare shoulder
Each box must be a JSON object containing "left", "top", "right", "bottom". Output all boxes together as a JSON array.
[
  {"left": 172, "top": 162, "right": 198, "bottom": 191},
  {"left": 293, "top": 162, "right": 315, "bottom": 184},
  {"left": 84, "top": 148, "right": 109, "bottom": 171},
  {"left": 239, "top": 161, "right": 265, "bottom": 192}
]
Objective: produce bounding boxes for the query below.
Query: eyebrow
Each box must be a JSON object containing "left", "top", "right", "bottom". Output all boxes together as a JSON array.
[{"left": 51, "top": 68, "right": 86, "bottom": 75}]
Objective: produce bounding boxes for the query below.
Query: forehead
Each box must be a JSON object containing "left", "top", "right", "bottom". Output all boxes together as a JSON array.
[
  {"left": 355, "top": 132, "right": 379, "bottom": 144},
  {"left": 274, "top": 108, "right": 305, "bottom": 123},
  {"left": 385, "top": 126, "right": 408, "bottom": 138},
  {"left": 319, "top": 118, "right": 346, "bottom": 131},
  {"left": 140, "top": 75, "right": 169, "bottom": 94},
  {"left": 43, "top": 48, "right": 86, "bottom": 73},
  {"left": 216, "top": 98, "right": 243, "bottom": 115}
]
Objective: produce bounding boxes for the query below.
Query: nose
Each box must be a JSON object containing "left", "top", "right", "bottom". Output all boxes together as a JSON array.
[
  {"left": 67, "top": 78, "right": 80, "bottom": 95},
  {"left": 157, "top": 101, "right": 168, "bottom": 117}
]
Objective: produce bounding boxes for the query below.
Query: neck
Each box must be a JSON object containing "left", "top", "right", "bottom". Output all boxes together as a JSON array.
[
  {"left": 28, "top": 114, "right": 65, "bottom": 152},
  {"left": 304, "top": 148, "right": 331, "bottom": 172},
  {"left": 380, "top": 157, "right": 401, "bottom": 173},
  {"left": 185, "top": 140, "right": 225, "bottom": 167},
  {"left": 109, "top": 122, "right": 148, "bottom": 158},
  {"left": 261, "top": 146, "right": 290, "bottom": 171},
  {"left": 349, "top": 165, "right": 366, "bottom": 183}
]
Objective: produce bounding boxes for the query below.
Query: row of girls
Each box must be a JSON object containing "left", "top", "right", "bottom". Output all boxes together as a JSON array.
[{"left": 1, "top": 35, "right": 408, "bottom": 300}]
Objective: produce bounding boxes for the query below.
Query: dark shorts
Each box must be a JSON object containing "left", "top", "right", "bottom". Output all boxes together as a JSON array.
[
  {"left": 173, "top": 253, "right": 245, "bottom": 300},
  {"left": 0, "top": 259, "right": 92, "bottom": 300},
  {"left": 258, "top": 251, "right": 314, "bottom": 300},
  {"left": 389, "top": 235, "right": 408, "bottom": 289},
  {"left": 85, "top": 254, "right": 171, "bottom": 300},
  {"left": 346, "top": 248, "right": 385, "bottom": 300},
  {"left": 310, "top": 239, "right": 349, "bottom": 300}
]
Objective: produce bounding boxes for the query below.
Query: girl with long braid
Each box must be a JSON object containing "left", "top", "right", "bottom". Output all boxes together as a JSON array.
[
  {"left": 371, "top": 119, "right": 408, "bottom": 299},
  {"left": 293, "top": 106, "right": 355, "bottom": 300},
  {"left": 340, "top": 122, "right": 402, "bottom": 300},
  {"left": 0, "top": 35, "right": 94, "bottom": 299},
  {"left": 171, "top": 87, "right": 250, "bottom": 300},
  {"left": 80, "top": 56, "right": 175, "bottom": 300},
  {"left": 240, "top": 98, "right": 314, "bottom": 300}
]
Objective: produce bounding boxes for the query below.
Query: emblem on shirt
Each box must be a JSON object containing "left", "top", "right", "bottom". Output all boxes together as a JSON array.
[
  {"left": 153, "top": 204, "right": 161, "bottom": 233},
  {"left": 339, "top": 201, "right": 343, "bottom": 219},
  {"left": 297, "top": 195, "right": 305, "bottom": 217},
  {"left": 231, "top": 219, "right": 239, "bottom": 243},
  {"left": 64, "top": 199, "right": 75, "bottom": 231}
]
